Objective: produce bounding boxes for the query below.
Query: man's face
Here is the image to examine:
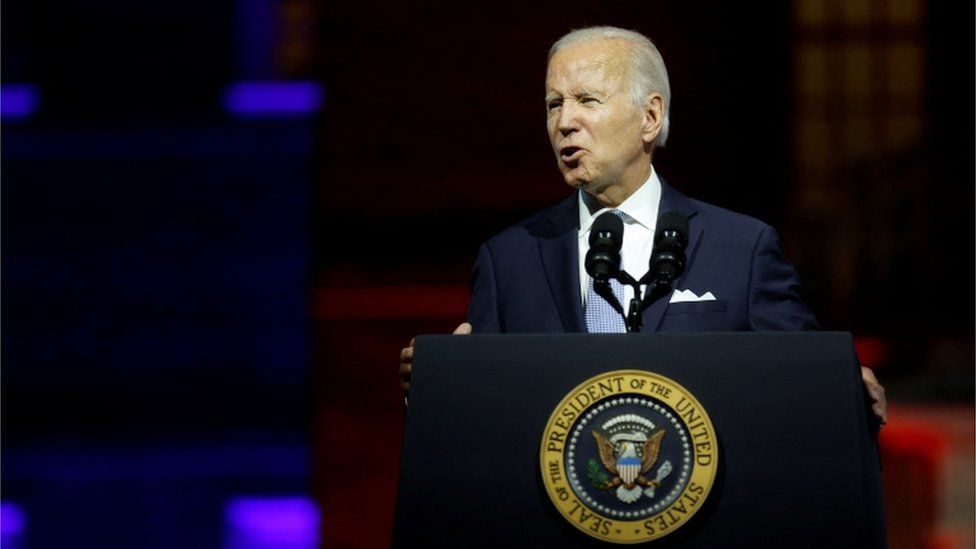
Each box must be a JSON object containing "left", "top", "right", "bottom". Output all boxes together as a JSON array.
[{"left": 545, "top": 39, "right": 653, "bottom": 197}]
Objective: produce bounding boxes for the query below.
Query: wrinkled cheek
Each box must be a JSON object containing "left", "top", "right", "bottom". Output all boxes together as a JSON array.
[{"left": 574, "top": 158, "right": 595, "bottom": 178}]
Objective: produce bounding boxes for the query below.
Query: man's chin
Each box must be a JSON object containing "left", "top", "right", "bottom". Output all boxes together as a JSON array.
[
  {"left": 566, "top": 178, "right": 607, "bottom": 195},
  {"left": 562, "top": 172, "right": 592, "bottom": 190}
]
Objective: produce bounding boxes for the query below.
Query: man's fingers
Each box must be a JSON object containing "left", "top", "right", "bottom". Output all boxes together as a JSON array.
[
  {"left": 861, "top": 367, "right": 884, "bottom": 399},
  {"left": 861, "top": 366, "right": 878, "bottom": 385},
  {"left": 400, "top": 345, "right": 414, "bottom": 363},
  {"left": 873, "top": 402, "right": 887, "bottom": 425},
  {"left": 399, "top": 359, "right": 411, "bottom": 393},
  {"left": 399, "top": 338, "right": 415, "bottom": 393},
  {"left": 872, "top": 397, "right": 887, "bottom": 425},
  {"left": 860, "top": 366, "right": 888, "bottom": 425},
  {"left": 453, "top": 322, "right": 473, "bottom": 335}
]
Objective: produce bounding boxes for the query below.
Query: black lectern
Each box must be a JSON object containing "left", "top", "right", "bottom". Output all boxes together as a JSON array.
[{"left": 393, "top": 333, "right": 885, "bottom": 548}]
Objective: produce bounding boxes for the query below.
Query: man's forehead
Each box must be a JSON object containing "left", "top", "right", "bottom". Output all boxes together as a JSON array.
[
  {"left": 552, "top": 54, "right": 613, "bottom": 76},
  {"left": 546, "top": 52, "right": 627, "bottom": 92},
  {"left": 546, "top": 39, "right": 631, "bottom": 91}
]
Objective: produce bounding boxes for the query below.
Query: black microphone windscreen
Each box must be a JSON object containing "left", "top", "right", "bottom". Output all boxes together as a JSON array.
[
  {"left": 591, "top": 211, "right": 624, "bottom": 245},
  {"left": 586, "top": 211, "right": 624, "bottom": 279}
]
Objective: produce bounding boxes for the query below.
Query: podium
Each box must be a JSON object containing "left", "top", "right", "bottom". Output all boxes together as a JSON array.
[{"left": 393, "top": 332, "right": 886, "bottom": 547}]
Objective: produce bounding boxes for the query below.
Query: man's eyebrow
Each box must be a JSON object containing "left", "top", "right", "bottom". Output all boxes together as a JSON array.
[
  {"left": 575, "top": 88, "right": 598, "bottom": 97},
  {"left": 545, "top": 88, "right": 604, "bottom": 102}
]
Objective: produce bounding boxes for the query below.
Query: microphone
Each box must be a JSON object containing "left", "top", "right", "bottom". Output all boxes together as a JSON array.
[
  {"left": 585, "top": 212, "right": 624, "bottom": 282},
  {"left": 648, "top": 211, "right": 688, "bottom": 285}
]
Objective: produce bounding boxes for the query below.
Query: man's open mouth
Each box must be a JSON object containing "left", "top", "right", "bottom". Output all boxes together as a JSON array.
[{"left": 560, "top": 146, "right": 583, "bottom": 163}]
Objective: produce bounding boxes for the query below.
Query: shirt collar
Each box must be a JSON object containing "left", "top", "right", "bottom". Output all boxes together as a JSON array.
[{"left": 578, "top": 167, "right": 662, "bottom": 234}]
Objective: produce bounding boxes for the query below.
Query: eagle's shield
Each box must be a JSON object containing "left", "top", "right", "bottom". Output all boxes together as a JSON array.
[{"left": 617, "top": 456, "right": 641, "bottom": 484}]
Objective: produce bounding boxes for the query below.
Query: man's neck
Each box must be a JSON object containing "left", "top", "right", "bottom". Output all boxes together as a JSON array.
[{"left": 583, "top": 163, "right": 653, "bottom": 208}]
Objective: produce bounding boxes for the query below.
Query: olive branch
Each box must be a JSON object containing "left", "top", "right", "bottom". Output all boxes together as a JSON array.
[{"left": 587, "top": 458, "right": 614, "bottom": 489}]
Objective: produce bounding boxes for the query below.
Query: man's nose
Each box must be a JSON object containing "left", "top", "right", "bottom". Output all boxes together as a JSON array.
[{"left": 556, "top": 103, "right": 580, "bottom": 135}]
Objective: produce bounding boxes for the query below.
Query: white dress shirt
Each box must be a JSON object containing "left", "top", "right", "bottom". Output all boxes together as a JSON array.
[{"left": 578, "top": 168, "right": 662, "bottom": 314}]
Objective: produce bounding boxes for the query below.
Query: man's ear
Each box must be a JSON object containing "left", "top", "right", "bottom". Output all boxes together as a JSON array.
[{"left": 641, "top": 94, "right": 665, "bottom": 145}]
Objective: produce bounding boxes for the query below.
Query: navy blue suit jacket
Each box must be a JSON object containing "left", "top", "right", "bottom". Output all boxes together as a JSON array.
[{"left": 467, "top": 180, "right": 819, "bottom": 333}]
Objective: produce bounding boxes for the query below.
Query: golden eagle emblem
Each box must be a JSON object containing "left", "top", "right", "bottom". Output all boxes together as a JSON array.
[{"left": 590, "top": 415, "right": 672, "bottom": 503}]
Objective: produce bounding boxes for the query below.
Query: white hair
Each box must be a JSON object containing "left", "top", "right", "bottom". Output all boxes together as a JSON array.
[{"left": 549, "top": 26, "right": 671, "bottom": 148}]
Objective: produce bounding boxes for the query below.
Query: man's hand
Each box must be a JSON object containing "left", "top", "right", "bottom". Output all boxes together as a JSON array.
[
  {"left": 861, "top": 366, "right": 887, "bottom": 425},
  {"left": 399, "top": 322, "right": 472, "bottom": 394}
]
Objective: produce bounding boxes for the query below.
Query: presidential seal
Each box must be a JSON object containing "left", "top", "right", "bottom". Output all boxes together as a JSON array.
[{"left": 540, "top": 370, "right": 718, "bottom": 544}]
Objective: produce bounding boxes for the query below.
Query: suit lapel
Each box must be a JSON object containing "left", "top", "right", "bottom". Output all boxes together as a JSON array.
[
  {"left": 642, "top": 178, "right": 702, "bottom": 332},
  {"left": 538, "top": 194, "right": 586, "bottom": 333}
]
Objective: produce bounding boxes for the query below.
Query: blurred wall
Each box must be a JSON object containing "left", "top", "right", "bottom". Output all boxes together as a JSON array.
[{"left": 2, "top": 0, "right": 319, "bottom": 547}]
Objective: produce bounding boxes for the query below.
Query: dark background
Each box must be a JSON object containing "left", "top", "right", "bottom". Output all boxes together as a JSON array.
[{"left": 2, "top": 1, "right": 973, "bottom": 547}]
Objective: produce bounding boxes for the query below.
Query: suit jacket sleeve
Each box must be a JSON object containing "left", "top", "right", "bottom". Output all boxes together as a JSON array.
[
  {"left": 748, "top": 225, "right": 820, "bottom": 331},
  {"left": 467, "top": 242, "right": 502, "bottom": 333}
]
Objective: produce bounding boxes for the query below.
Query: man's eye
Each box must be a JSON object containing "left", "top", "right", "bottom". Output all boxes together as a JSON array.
[
  {"left": 547, "top": 101, "right": 562, "bottom": 111},
  {"left": 581, "top": 97, "right": 598, "bottom": 104}
]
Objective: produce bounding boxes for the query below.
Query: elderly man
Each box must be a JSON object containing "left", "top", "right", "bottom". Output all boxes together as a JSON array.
[{"left": 399, "top": 26, "right": 886, "bottom": 423}]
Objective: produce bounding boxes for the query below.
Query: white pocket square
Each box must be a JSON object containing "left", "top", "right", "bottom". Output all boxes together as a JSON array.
[{"left": 669, "top": 289, "right": 717, "bottom": 303}]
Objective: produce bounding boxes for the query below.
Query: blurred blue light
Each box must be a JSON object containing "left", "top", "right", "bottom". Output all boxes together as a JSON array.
[
  {"left": 223, "top": 82, "right": 323, "bottom": 119},
  {"left": 1, "top": 85, "right": 39, "bottom": 120},
  {"left": 224, "top": 496, "right": 319, "bottom": 549},
  {"left": 1, "top": 502, "right": 27, "bottom": 549}
]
